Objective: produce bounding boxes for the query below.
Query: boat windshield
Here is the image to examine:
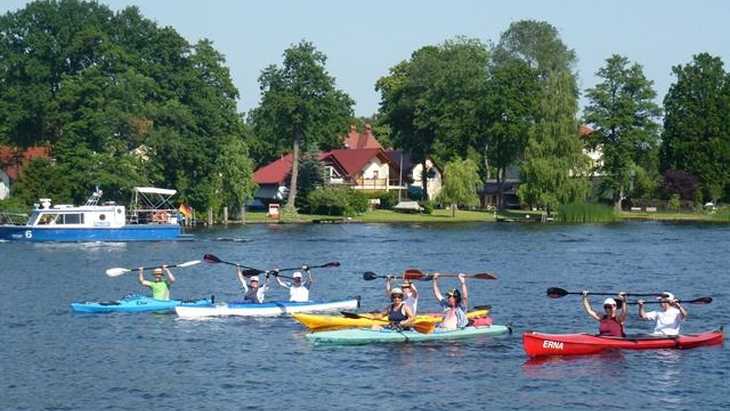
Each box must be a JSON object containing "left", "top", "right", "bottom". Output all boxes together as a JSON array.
[{"left": 37, "top": 213, "right": 59, "bottom": 225}]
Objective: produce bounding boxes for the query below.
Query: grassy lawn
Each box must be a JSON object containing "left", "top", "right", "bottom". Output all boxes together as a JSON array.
[{"left": 231, "top": 209, "right": 496, "bottom": 223}]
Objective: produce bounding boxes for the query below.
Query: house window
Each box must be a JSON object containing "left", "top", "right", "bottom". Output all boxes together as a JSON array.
[{"left": 372, "top": 170, "right": 379, "bottom": 179}]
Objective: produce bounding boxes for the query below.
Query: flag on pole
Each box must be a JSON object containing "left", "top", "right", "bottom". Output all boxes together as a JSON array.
[{"left": 179, "top": 203, "right": 193, "bottom": 219}]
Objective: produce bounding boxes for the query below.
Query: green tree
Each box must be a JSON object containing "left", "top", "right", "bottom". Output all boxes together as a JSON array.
[
  {"left": 295, "top": 144, "right": 325, "bottom": 211},
  {"left": 437, "top": 157, "right": 481, "bottom": 217},
  {"left": 215, "top": 136, "right": 257, "bottom": 217},
  {"left": 252, "top": 40, "right": 353, "bottom": 212},
  {"left": 495, "top": 20, "right": 588, "bottom": 212},
  {"left": 661, "top": 53, "right": 730, "bottom": 202},
  {"left": 377, "top": 38, "right": 489, "bottom": 199},
  {"left": 484, "top": 58, "right": 540, "bottom": 209},
  {"left": 584, "top": 55, "right": 662, "bottom": 211}
]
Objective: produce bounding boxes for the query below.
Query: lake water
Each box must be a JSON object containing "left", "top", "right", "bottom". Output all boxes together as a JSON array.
[{"left": 1, "top": 222, "right": 729, "bottom": 410}]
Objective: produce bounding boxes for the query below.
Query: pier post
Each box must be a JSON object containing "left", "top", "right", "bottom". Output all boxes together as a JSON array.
[
  {"left": 223, "top": 207, "right": 228, "bottom": 224},
  {"left": 207, "top": 208, "right": 213, "bottom": 226}
]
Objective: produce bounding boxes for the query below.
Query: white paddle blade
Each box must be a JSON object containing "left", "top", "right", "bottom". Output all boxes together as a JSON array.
[
  {"left": 177, "top": 260, "right": 201, "bottom": 268},
  {"left": 106, "top": 267, "right": 131, "bottom": 277}
]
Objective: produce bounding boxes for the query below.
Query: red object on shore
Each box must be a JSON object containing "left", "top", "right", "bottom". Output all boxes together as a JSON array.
[{"left": 522, "top": 328, "right": 724, "bottom": 357}]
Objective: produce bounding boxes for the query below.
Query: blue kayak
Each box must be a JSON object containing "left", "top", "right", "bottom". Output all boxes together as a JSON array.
[{"left": 70, "top": 294, "right": 213, "bottom": 313}]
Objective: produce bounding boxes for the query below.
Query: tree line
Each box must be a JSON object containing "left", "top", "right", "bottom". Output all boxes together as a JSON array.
[{"left": 2, "top": 0, "right": 729, "bottom": 215}]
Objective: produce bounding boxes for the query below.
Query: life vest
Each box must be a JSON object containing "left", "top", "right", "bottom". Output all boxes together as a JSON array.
[{"left": 599, "top": 316, "right": 625, "bottom": 337}]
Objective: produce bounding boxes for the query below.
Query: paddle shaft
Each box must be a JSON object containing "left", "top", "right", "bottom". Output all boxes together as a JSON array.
[{"left": 559, "top": 291, "right": 660, "bottom": 297}]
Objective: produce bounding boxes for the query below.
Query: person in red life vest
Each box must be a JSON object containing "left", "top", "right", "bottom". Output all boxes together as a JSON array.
[{"left": 580, "top": 290, "right": 628, "bottom": 337}]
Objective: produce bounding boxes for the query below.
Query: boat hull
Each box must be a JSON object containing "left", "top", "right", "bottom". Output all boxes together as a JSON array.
[
  {"left": 523, "top": 329, "right": 725, "bottom": 357},
  {"left": 0, "top": 224, "right": 183, "bottom": 242},
  {"left": 70, "top": 295, "right": 212, "bottom": 313},
  {"left": 175, "top": 297, "right": 361, "bottom": 319},
  {"left": 306, "top": 325, "right": 511, "bottom": 345},
  {"left": 293, "top": 308, "right": 490, "bottom": 331}
]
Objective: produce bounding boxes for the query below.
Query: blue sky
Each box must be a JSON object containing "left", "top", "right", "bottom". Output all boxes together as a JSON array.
[{"left": 3, "top": 1, "right": 729, "bottom": 117}]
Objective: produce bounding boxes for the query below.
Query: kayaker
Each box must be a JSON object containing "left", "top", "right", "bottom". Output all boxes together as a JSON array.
[
  {"left": 382, "top": 287, "right": 415, "bottom": 329},
  {"left": 138, "top": 266, "right": 175, "bottom": 301},
  {"left": 580, "top": 290, "right": 627, "bottom": 337},
  {"left": 386, "top": 277, "right": 418, "bottom": 314},
  {"left": 638, "top": 292, "right": 688, "bottom": 336},
  {"left": 432, "top": 273, "right": 469, "bottom": 330},
  {"left": 236, "top": 265, "right": 269, "bottom": 304},
  {"left": 275, "top": 266, "right": 312, "bottom": 302}
]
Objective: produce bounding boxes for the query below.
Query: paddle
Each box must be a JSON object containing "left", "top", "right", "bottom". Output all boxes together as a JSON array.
[
  {"left": 339, "top": 311, "right": 436, "bottom": 334},
  {"left": 546, "top": 287, "right": 662, "bottom": 299},
  {"left": 362, "top": 272, "right": 396, "bottom": 281},
  {"left": 404, "top": 268, "right": 497, "bottom": 281},
  {"left": 625, "top": 296, "right": 713, "bottom": 305},
  {"left": 105, "top": 260, "right": 201, "bottom": 277},
  {"left": 204, "top": 254, "right": 339, "bottom": 274}
]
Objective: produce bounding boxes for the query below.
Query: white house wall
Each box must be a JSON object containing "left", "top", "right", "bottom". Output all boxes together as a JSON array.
[
  {"left": 0, "top": 170, "right": 9, "bottom": 200},
  {"left": 410, "top": 159, "right": 442, "bottom": 200},
  {"left": 361, "top": 159, "right": 389, "bottom": 180}
]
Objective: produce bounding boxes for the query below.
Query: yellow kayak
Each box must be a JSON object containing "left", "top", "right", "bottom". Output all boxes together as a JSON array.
[{"left": 293, "top": 308, "right": 490, "bottom": 331}]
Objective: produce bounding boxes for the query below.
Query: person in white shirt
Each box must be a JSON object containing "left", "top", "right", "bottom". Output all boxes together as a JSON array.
[
  {"left": 638, "top": 292, "right": 688, "bottom": 336},
  {"left": 385, "top": 277, "right": 418, "bottom": 315},
  {"left": 275, "top": 266, "right": 312, "bottom": 302}
]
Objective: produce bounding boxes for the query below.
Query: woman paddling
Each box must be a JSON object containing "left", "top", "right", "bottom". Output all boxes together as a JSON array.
[
  {"left": 581, "top": 290, "right": 627, "bottom": 337},
  {"left": 379, "top": 287, "right": 415, "bottom": 330},
  {"left": 432, "top": 273, "right": 469, "bottom": 330},
  {"left": 274, "top": 266, "right": 313, "bottom": 302},
  {"left": 638, "top": 292, "right": 687, "bottom": 336}
]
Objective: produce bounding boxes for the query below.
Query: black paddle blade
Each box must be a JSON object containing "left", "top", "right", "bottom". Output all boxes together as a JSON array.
[
  {"left": 473, "top": 273, "right": 498, "bottom": 280},
  {"left": 203, "top": 254, "right": 222, "bottom": 264},
  {"left": 546, "top": 287, "right": 569, "bottom": 298},
  {"left": 241, "top": 269, "right": 262, "bottom": 277},
  {"left": 322, "top": 261, "right": 340, "bottom": 268},
  {"left": 688, "top": 296, "right": 713, "bottom": 304},
  {"left": 363, "top": 272, "right": 378, "bottom": 281},
  {"left": 340, "top": 311, "right": 361, "bottom": 319}
]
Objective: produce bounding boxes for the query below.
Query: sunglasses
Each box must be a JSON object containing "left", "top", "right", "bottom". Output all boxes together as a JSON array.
[
  {"left": 391, "top": 294, "right": 403, "bottom": 299},
  {"left": 604, "top": 304, "right": 615, "bottom": 310}
]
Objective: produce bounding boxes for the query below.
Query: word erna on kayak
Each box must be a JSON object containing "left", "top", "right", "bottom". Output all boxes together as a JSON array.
[{"left": 69, "top": 256, "right": 725, "bottom": 352}]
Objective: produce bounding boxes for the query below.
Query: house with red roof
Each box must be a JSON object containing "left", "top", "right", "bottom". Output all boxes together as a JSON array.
[
  {"left": 0, "top": 146, "right": 51, "bottom": 200},
  {"left": 252, "top": 124, "right": 442, "bottom": 204}
]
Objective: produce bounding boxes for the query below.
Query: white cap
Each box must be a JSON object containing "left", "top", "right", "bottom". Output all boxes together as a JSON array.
[
  {"left": 657, "top": 292, "right": 676, "bottom": 302},
  {"left": 603, "top": 298, "right": 617, "bottom": 306},
  {"left": 292, "top": 272, "right": 303, "bottom": 279},
  {"left": 390, "top": 287, "right": 404, "bottom": 296},
  {"left": 153, "top": 268, "right": 163, "bottom": 275},
  {"left": 249, "top": 275, "right": 260, "bottom": 283}
]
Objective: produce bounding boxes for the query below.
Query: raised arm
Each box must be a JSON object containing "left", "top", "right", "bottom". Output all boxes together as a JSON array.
[
  {"left": 616, "top": 292, "right": 628, "bottom": 323},
  {"left": 163, "top": 265, "right": 175, "bottom": 285},
  {"left": 458, "top": 273, "right": 468, "bottom": 308},
  {"left": 304, "top": 266, "right": 313, "bottom": 288},
  {"left": 411, "top": 282, "right": 418, "bottom": 299},
  {"left": 674, "top": 301, "right": 688, "bottom": 319},
  {"left": 236, "top": 265, "right": 248, "bottom": 290},
  {"left": 638, "top": 300, "right": 649, "bottom": 319},
  {"left": 274, "top": 270, "right": 288, "bottom": 288},
  {"left": 385, "top": 276, "right": 394, "bottom": 298},
  {"left": 581, "top": 291, "right": 601, "bottom": 321},
  {"left": 432, "top": 273, "right": 443, "bottom": 302},
  {"left": 138, "top": 268, "right": 147, "bottom": 287}
]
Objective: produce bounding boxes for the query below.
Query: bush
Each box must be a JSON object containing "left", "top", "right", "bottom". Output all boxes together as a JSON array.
[
  {"left": 407, "top": 186, "right": 424, "bottom": 201},
  {"left": 557, "top": 202, "right": 620, "bottom": 223},
  {"left": 378, "top": 191, "right": 399, "bottom": 209},
  {"left": 667, "top": 194, "right": 681, "bottom": 211},
  {"left": 307, "top": 186, "right": 368, "bottom": 216},
  {"left": 419, "top": 200, "right": 434, "bottom": 215},
  {"left": 663, "top": 169, "right": 699, "bottom": 201}
]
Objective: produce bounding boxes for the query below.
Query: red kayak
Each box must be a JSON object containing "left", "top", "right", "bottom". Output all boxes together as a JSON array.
[{"left": 523, "top": 328, "right": 724, "bottom": 357}]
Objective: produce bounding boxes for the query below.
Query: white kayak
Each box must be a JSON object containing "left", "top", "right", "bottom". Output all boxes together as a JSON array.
[{"left": 175, "top": 297, "right": 360, "bottom": 319}]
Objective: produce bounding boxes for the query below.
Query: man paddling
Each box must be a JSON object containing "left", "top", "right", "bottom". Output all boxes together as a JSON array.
[
  {"left": 581, "top": 290, "right": 627, "bottom": 337},
  {"left": 236, "top": 265, "right": 269, "bottom": 304},
  {"left": 432, "top": 273, "right": 469, "bottom": 330},
  {"left": 386, "top": 277, "right": 418, "bottom": 314},
  {"left": 138, "top": 266, "right": 175, "bottom": 301},
  {"left": 275, "top": 266, "right": 313, "bottom": 302},
  {"left": 638, "top": 292, "right": 687, "bottom": 336}
]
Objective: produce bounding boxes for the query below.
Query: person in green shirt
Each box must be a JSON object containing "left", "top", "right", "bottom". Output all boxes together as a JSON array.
[{"left": 138, "top": 265, "right": 175, "bottom": 300}]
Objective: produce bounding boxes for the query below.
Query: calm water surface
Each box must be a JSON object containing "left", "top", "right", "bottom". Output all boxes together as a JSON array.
[{"left": 1, "top": 222, "right": 729, "bottom": 410}]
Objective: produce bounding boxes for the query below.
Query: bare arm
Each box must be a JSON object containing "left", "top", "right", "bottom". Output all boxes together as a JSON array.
[
  {"left": 581, "top": 292, "right": 601, "bottom": 321},
  {"left": 385, "top": 276, "right": 393, "bottom": 298},
  {"left": 638, "top": 300, "right": 649, "bottom": 319},
  {"left": 304, "top": 267, "right": 313, "bottom": 288},
  {"left": 236, "top": 266, "right": 247, "bottom": 290},
  {"left": 432, "top": 273, "right": 443, "bottom": 302},
  {"left": 400, "top": 304, "right": 416, "bottom": 327},
  {"left": 458, "top": 273, "right": 468, "bottom": 308},
  {"left": 163, "top": 265, "right": 175, "bottom": 285},
  {"left": 274, "top": 270, "right": 288, "bottom": 288},
  {"left": 616, "top": 292, "right": 628, "bottom": 323},
  {"left": 411, "top": 282, "right": 418, "bottom": 299},
  {"left": 138, "top": 268, "right": 146, "bottom": 287}
]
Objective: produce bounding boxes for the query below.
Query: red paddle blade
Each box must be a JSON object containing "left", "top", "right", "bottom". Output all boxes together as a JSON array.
[
  {"left": 404, "top": 270, "right": 426, "bottom": 281},
  {"left": 203, "top": 254, "right": 222, "bottom": 264}
]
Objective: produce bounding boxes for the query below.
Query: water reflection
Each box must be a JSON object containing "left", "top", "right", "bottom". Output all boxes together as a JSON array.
[{"left": 522, "top": 351, "right": 627, "bottom": 380}]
